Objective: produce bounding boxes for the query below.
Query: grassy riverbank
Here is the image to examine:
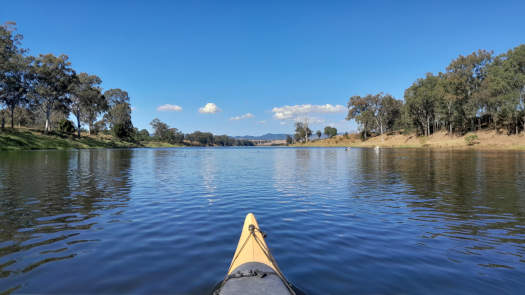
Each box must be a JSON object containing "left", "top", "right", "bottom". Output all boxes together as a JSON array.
[
  {"left": 293, "top": 130, "right": 525, "bottom": 150},
  {"left": 0, "top": 128, "right": 181, "bottom": 151}
]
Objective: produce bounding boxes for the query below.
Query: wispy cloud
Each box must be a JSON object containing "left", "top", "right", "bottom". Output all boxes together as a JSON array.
[
  {"left": 295, "top": 117, "right": 325, "bottom": 124},
  {"left": 230, "top": 113, "right": 254, "bottom": 121},
  {"left": 157, "top": 104, "right": 182, "bottom": 112},
  {"left": 257, "top": 120, "right": 266, "bottom": 124},
  {"left": 272, "top": 104, "right": 345, "bottom": 120},
  {"left": 199, "top": 102, "right": 221, "bottom": 114}
]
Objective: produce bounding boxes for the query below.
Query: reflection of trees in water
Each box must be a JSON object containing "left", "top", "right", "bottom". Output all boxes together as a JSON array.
[
  {"left": 0, "top": 150, "right": 132, "bottom": 287},
  {"left": 357, "top": 149, "right": 525, "bottom": 245}
]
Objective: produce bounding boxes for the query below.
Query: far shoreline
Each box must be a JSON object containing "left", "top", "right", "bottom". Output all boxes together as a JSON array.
[
  {"left": 2, "top": 128, "right": 524, "bottom": 151},
  {"left": 290, "top": 130, "right": 525, "bottom": 151}
]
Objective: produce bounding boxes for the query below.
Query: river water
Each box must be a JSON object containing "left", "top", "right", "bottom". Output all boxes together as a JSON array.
[{"left": 0, "top": 148, "right": 524, "bottom": 294}]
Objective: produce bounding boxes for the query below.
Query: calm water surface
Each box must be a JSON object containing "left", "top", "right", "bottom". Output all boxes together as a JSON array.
[{"left": 0, "top": 148, "right": 524, "bottom": 294}]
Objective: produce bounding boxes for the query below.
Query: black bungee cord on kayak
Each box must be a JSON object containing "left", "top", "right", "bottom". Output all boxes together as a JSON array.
[{"left": 214, "top": 224, "right": 296, "bottom": 295}]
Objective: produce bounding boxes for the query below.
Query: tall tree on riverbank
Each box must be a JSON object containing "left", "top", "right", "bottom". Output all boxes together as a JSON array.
[
  {"left": 347, "top": 95, "right": 373, "bottom": 140},
  {"left": 0, "top": 22, "right": 33, "bottom": 129},
  {"left": 70, "top": 73, "right": 106, "bottom": 137},
  {"left": 150, "top": 118, "right": 184, "bottom": 144},
  {"left": 104, "top": 88, "right": 134, "bottom": 139},
  {"left": 445, "top": 50, "right": 492, "bottom": 133},
  {"left": 404, "top": 73, "right": 444, "bottom": 136},
  {"left": 347, "top": 93, "right": 401, "bottom": 139},
  {"left": 31, "top": 54, "right": 76, "bottom": 132},
  {"left": 323, "top": 126, "right": 337, "bottom": 138},
  {"left": 480, "top": 45, "right": 525, "bottom": 134},
  {"left": 294, "top": 120, "right": 311, "bottom": 143}
]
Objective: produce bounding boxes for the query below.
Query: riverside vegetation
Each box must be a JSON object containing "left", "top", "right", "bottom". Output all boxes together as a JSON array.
[
  {"left": 292, "top": 44, "right": 525, "bottom": 149},
  {"left": 0, "top": 22, "right": 252, "bottom": 150}
]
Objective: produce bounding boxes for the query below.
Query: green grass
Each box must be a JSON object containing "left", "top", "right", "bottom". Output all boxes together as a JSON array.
[
  {"left": 0, "top": 129, "right": 139, "bottom": 151},
  {"left": 141, "top": 141, "right": 184, "bottom": 148}
]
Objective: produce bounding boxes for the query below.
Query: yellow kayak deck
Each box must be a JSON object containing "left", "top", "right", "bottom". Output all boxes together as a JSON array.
[{"left": 227, "top": 213, "right": 279, "bottom": 274}]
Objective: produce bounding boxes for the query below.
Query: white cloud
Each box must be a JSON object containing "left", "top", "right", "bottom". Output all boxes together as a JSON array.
[
  {"left": 199, "top": 102, "right": 221, "bottom": 114},
  {"left": 294, "top": 116, "right": 325, "bottom": 124},
  {"left": 272, "top": 104, "right": 345, "bottom": 120},
  {"left": 157, "top": 104, "right": 182, "bottom": 112},
  {"left": 230, "top": 113, "right": 254, "bottom": 121}
]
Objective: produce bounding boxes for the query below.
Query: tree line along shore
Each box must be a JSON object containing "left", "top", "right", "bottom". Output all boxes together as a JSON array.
[
  {"left": 291, "top": 43, "right": 524, "bottom": 149},
  {"left": 0, "top": 22, "right": 254, "bottom": 150},
  {"left": 2, "top": 22, "right": 524, "bottom": 151}
]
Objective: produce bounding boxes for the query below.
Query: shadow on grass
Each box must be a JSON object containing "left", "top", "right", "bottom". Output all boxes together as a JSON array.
[{"left": 0, "top": 129, "right": 138, "bottom": 150}]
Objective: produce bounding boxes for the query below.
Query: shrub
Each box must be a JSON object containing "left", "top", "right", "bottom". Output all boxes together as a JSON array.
[
  {"left": 112, "top": 122, "right": 134, "bottom": 140},
  {"left": 57, "top": 119, "right": 76, "bottom": 134},
  {"left": 465, "top": 134, "right": 479, "bottom": 146}
]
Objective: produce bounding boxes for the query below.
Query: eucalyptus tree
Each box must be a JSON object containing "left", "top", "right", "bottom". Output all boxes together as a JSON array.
[
  {"left": 30, "top": 54, "right": 76, "bottom": 132},
  {"left": 151, "top": 117, "right": 183, "bottom": 143},
  {"left": 347, "top": 95, "right": 372, "bottom": 140},
  {"left": 294, "top": 120, "right": 311, "bottom": 143},
  {"left": 70, "top": 73, "right": 106, "bottom": 136},
  {"left": 480, "top": 45, "right": 525, "bottom": 133},
  {"left": 0, "top": 22, "right": 33, "bottom": 128},
  {"left": 381, "top": 95, "right": 403, "bottom": 132},
  {"left": 404, "top": 73, "right": 444, "bottom": 136},
  {"left": 103, "top": 88, "right": 134, "bottom": 139},
  {"left": 323, "top": 126, "right": 337, "bottom": 138},
  {"left": 316, "top": 130, "right": 322, "bottom": 139},
  {"left": 445, "top": 49, "right": 492, "bottom": 133},
  {"left": 286, "top": 135, "right": 293, "bottom": 144},
  {"left": 0, "top": 54, "right": 34, "bottom": 129}
]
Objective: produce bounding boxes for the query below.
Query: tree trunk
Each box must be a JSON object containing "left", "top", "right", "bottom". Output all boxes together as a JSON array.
[
  {"left": 45, "top": 108, "right": 51, "bottom": 133},
  {"left": 88, "top": 123, "right": 93, "bottom": 135},
  {"left": 426, "top": 116, "right": 430, "bottom": 136},
  {"left": 77, "top": 116, "right": 81, "bottom": 138},
  {"left": 449, "top": 122, "right": 453, "bottom": 136},
  {"left": 478, "top": 118, "right": 481, "bottom": 130},
  {"left": 10, "top": 105, "right": 15, "bottom": 129}
]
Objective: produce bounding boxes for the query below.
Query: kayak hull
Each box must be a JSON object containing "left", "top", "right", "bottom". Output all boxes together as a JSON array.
[{"left": 213, "top": 213, "right": 294, "bottom": 295}]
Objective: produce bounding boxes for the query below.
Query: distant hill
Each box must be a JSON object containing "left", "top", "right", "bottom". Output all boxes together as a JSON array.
[{"left": 235, "top": 133, "right": 290, "bottom": 141}]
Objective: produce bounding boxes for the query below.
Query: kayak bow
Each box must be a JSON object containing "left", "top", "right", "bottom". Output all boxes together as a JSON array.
[{"left": 213, "top": 213, "right": 295, "bottom": 295}]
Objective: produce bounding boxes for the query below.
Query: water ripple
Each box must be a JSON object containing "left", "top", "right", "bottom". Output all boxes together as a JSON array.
[{"left": 0, "top": 148, "right": 524, "bottom": 294}]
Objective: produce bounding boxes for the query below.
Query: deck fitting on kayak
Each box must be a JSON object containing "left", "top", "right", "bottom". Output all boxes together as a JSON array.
[{"left": 213, "top": 213, "right": 296, "bottom": 295}]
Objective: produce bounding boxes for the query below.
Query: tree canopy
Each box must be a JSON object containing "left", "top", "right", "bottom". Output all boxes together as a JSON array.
[{"left": 346, "top": 44, "right": 525, "bottom": 138}]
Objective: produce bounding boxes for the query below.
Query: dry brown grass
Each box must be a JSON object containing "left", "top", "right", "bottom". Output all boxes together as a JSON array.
[{"left": 293, "top": 130, "right": 525, "bottom": 150}]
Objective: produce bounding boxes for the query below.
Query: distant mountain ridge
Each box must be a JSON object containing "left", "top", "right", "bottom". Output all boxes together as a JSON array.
[{"left": 234, "top": 133, "right": 290, "bottom": 140}]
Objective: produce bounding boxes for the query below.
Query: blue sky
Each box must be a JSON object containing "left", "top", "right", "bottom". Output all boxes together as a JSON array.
[{"left": 2, "top": 0, "right": 524, "bottom": 135}]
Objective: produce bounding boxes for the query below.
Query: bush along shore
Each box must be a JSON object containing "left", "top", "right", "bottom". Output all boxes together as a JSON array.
[
  {"left": 0, "top": 128, "right": 145, "bottom": 150},
  {"left": 0, "top": 127, "right": 256, "bottom": 151}
]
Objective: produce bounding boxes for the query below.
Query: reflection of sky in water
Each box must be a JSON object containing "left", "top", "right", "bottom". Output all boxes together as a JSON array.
[{"left": 200, "top": 149, "right": 218, "bottom": 204}]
